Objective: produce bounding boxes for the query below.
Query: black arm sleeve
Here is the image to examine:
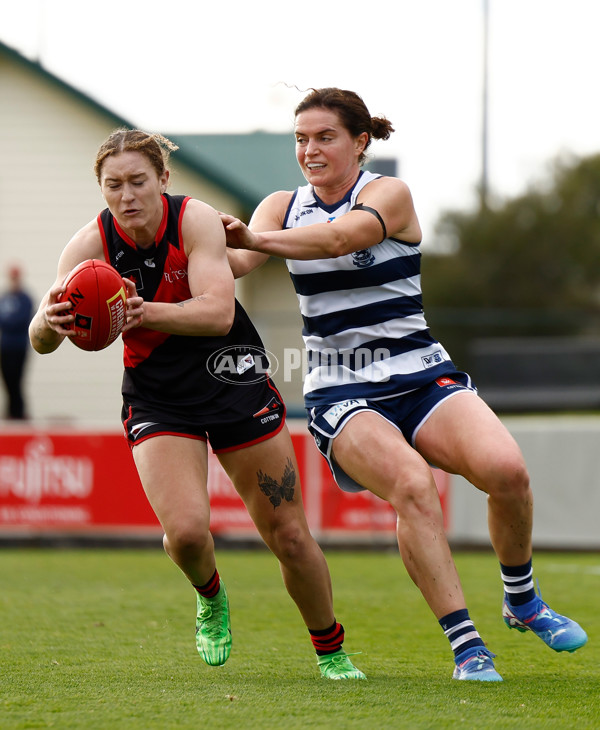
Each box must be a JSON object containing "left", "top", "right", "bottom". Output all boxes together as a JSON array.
[{"left": 350, "top": 203, "right": 387, "bottom": 243}]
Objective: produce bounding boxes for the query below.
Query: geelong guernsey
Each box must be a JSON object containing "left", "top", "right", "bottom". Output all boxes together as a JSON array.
[{"left": 284, "top": 170, "right": 456, "bottom": 407}]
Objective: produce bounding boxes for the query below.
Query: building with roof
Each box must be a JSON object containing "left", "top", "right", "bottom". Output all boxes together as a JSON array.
[
  {"left": 1, "top": 40, "right": 398, "bottom": 422},
  {"left": 0, "top": 40, "right": 306, "bottom": 421}
]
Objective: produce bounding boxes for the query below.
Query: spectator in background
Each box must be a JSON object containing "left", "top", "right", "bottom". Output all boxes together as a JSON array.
[{"left": 0, "top": 264, "right": 33, "bottom": 420}]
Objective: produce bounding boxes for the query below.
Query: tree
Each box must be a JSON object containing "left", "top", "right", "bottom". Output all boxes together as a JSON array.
[{"left": 422, "top": 152, "right": 600, "bottom": 366}]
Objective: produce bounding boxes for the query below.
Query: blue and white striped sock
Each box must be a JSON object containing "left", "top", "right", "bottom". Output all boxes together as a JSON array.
[
  {"left": 439, "top": 608, "right": 485, "bottom": 660},
  {"left": 501, "top": 559, "right": 535, "bottom": 606}
]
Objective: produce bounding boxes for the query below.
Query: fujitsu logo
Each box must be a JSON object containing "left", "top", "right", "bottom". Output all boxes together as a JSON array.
[
  {"left": 0, "top": 437, "right": 93, "bottom": 503},
  {"left": 163, "top": 269, "right": 187, "bottom": 283}
]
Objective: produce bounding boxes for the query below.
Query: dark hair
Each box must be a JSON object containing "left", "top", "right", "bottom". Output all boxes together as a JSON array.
[
  {"left": 295, "top": 88, "right": 394, "bottom": 165},
  {"left": 94, "top": 129, "right": 179, "bottom": 183}
]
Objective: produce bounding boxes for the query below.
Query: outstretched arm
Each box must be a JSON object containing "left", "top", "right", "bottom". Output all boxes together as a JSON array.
[
  {"left": 223, "top": 178, "right": 421, "bottom": 260},
  {"left": 220, "top": 200, "right": 281, "bottom": 279},
  {"left": 226, "top": 247, "right": 270, "bottom": 279},
  {"left": 221, "top": 190, "right": 294, "bottom": 271}
]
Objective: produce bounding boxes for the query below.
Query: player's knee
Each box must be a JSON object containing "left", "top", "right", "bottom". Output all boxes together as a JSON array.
[
  {"left": 267, "top": 519, "right": 310, "bottom": 562},
  {"left": 163, "top": 521, "right": 211, "bottom": 559},
  {"left": 387, "top": 471, "right": 440, "bottom": 520},
  {"left": 506, "top": 460, "right": 531, "bottom": 501},
  {"left": 484, "top": 454, "right": 531, "bottom": 502}
]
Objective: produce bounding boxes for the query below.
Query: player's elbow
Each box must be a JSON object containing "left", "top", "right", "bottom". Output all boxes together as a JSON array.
[
  {"left": 324, "top": 218, "right": 380, "bottom": 258},
  {"left": 30, "top": 337, "right": 46, "bottom": 355},
  {"left": 211, "top": 302, "right": 235, "bottom": 336},
  {"left": 28, "top": 325, "right": 42, "bottom": 353},
  {"left": 213, "top": 319, "right": 234, "bottom": 337},
  {"left": 28, "top": 320, "right": 61, "bottom": 354},
  {"left": 325, "top": 228, "right": 354, "bottom": 258}
]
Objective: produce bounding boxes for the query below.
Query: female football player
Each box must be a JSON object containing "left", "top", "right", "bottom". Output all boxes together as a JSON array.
[
  {"left": 29, "top": 128, "right": 364, "bottom": 680},
  {"left": 221, "top": 87, "right": 588, "bottom": 680}
]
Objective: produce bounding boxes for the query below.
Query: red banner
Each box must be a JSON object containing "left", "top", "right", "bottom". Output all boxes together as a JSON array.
[
  {"left": 0, "top": 426, "right": 449, "bottom": 538},
  {"left": 0, "top": 429, "right": 158, "bottom": 533}
]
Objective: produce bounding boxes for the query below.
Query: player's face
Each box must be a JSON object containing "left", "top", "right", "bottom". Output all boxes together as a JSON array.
[
  {"left": 100, "top": 151, "right": 168, "bottom": 245},
  {"left": 295, "top": 108, "right": 368, "bottom": 198}
]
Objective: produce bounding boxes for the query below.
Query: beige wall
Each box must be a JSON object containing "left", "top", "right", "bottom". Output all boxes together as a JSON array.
[
  {"left": 448, "top": 415, "right": 600, "bottom": 549},
  {"left": 0, "top": 53, "right": 248, "bottom": 425},
  {"left": 236, "top": 258, "right": 305, "bottom": 411}
]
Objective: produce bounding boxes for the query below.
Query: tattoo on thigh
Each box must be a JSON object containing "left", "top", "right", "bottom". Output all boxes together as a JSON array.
[{"left": 257, "top": 457, "right": 296, "bottom": 509}]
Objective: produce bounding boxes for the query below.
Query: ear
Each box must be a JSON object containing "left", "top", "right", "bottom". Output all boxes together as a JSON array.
[
  {"left": 355, "top": 132, "right": 369, "bottom": 156},
  {"left": 160, "top": 170, "right": 170, "bottom": 194}
]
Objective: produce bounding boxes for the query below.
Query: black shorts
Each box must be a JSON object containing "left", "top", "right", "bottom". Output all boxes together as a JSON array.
[{"left": 122, "top": 378, "right": 286, "bottom": 453}]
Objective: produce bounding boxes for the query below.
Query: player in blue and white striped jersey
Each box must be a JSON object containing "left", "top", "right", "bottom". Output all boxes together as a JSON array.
[{"left": 222, "top": 87, "right": 587, "bottom": 680}]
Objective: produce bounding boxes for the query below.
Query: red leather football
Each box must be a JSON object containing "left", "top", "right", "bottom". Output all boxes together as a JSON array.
[{"left": 59, "top": 259, "right": 126, "bottom": 351}]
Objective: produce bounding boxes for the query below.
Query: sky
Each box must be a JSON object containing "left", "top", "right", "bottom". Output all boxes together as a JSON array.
[{"left": 2, "top": 0, "right": 599, "bottom": 246}]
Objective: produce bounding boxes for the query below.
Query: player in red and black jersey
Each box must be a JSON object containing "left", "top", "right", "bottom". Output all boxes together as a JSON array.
[
  {"left": 98, "top": 192, "right": 286, "bottom": 447},
  {"left": 29, "top": 129, "right": 365, "bottom": 680}
]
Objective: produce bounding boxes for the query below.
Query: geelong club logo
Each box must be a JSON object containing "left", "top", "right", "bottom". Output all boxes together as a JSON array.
[
  {"left": 351, "top": 249, "right": 376, "bottom": 268},
  {"left": 207, "top": 345, "right": 279, "bottom": 384}
]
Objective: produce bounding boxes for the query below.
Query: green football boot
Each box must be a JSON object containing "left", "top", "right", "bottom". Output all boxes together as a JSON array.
[
  {"left": 195, "top": 583, "right": 232, "bottom": 666},
  {"left": 317, "top": 649, "right": 366, "bottom": 679}
]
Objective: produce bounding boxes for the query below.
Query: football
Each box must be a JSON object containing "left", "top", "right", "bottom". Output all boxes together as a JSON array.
[{"left": 59, "top": 259, "right": 127, "bottom": 351}]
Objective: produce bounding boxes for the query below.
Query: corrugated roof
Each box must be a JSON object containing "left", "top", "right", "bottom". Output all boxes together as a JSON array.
[
  {"left": 167, "top": 132, "right": 398, "bottom": 214},
  {"left": 167, "top": 132, "right": 305, "bottom": 213}
]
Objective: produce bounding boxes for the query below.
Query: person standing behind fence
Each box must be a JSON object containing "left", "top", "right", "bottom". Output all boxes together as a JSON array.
[
  {"left": 0, "top": 264, "right": 33, "bottom": 420},
  {"left": 221, "top": 86, "right": 588, "bottom": 681}
]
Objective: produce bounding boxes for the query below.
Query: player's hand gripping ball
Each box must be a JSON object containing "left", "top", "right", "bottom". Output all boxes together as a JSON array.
[{"left": 59, "top": 259, "right": 127, "bottom": 351}]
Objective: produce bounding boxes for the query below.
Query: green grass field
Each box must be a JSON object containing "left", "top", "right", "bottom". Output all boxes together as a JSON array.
[{"left": 0, "top": 547, "right": 598, "bottom": 729}]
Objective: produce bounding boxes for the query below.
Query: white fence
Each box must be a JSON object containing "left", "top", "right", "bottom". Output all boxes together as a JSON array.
[{"left": 448, "top": 415, "right": 600, "bottom": 550}]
